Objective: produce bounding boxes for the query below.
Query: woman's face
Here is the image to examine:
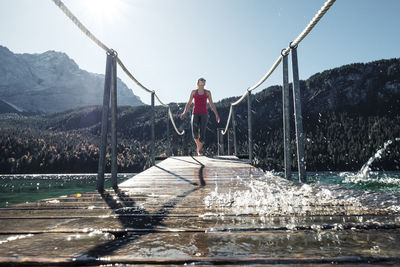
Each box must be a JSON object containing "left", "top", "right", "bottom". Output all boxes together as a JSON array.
[{"left": 198, "top": 79, "right": 206, "bottom": 87}]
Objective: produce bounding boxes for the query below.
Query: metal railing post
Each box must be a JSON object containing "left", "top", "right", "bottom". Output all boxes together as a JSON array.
[
  {"left": 227, "top": 129, "right": 231, "bottom": 155},
  {"left": 110, "top": 54, "right": 118, "bottom": 189},
  {"left": 166, "top": 109, "right": 170, "bottom": 157},
  {"left": 183, "top": 127, "right": 189, "bottom": 156},
  {"left": 291, "top": 46, "right": 306, "bottom": 182},
  {"left": 232, "top": 106, "right": 238, "bottom": 156},
  {"left": 220, "top": 130, "right": 224, "bottom": 156},
  {"left": 217, "top": 128, "right": 225, "bottom": 156},
  {"left": 97, "top": 52, "right": 113, "bottom": 193},
  {"left": 172, "top": 131, "right": 178, "bottom": 156},
  {"left": 282, "top": 52, "right": 292, "bottom": 180},
  {"left": 247, "top": 91, "right": 253, "bottom": 162},
  {"left": 151, "top": 92, "right": 155, "bottom": 166},
  {"left": 217, "top": 130, "right": 220, "bottom": 156}
]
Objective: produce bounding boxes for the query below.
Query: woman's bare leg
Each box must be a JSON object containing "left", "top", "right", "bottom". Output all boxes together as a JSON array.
[
  {"left": 198, "top": 141, "right": 204, "bottom": 155},
  {"left": 194, "top": 138, "right": 201, "bottom": 155}
]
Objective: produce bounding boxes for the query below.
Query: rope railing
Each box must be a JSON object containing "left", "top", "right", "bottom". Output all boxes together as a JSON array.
[
  {"left": 289, "top": 0, "right": 336, "bottom": 51},
  {"left": 53, "top": 0, "right": 335, "bottom": 180},
  {"left": 52, "top": 0, "right": 109, "bottom": 52},
  {"left": 220, "top": 0, "right": 336, "bottom": 135},
  {"left": 114, "top": 57, "right": 152, "bottom": 94},
  {"left": 51, "top": 0, "right": 184, "bottom": 136}
]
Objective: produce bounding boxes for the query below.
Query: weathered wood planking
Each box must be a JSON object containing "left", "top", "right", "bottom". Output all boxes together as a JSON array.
[{"left": 0, "top": 156, "right": 399, "bottom": 265}]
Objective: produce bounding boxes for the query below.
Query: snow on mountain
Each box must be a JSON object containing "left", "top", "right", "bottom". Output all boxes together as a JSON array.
[{"left": 0, "top": 45, "right": 143, "bottom": 114}]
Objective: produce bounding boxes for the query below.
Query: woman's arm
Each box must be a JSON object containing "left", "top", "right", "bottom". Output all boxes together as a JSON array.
[
  {"left": 207, "top": 90, "right": 220, "bottom": 123},
  {"left": 180, "top": 90, "right": 195, "bottom": 120}
]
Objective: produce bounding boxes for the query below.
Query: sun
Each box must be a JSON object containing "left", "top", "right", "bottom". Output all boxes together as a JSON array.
[{"left": 82, "top": 0, "right": 122, "bottom": 21}]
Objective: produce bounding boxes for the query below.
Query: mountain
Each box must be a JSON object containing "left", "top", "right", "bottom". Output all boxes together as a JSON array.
[
  {"left": 0, "top": 45, "right": 143, "bottom": 114},
  {"left": 1, "top": 58, "right": 399, "bottom": 173}
]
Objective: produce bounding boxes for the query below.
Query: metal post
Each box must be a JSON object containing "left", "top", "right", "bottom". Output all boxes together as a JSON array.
[
  {"left": 220, "top": 131, "right": 224, "bottom": 156},
  {"left": 97, "top": 52, "right": 113, "bottom": 193},
  {"left": 151, "top": 92, "right": 155, "bottom": 166},
  {"left": 282, "top": 53, "right": 292, "bottom": 180},
  {"left": 172, "top": 131, "right": 178, "bottom": 156},
  {"left": 227, "top": 129, "right": 230, "bottom": 155},
  {"left": 183, "top": 127, "right": 189, "bottom": 156},
  {"left": 217, "top": 130, "right": 220, "bottom": 156},
  {"left": 110, "top": 55, "right": 118, "bottom": 189},
  {"left": 232, "top": 106, "right": 238, "bottom": 156},
  {"left": 291, "top": 46, "right": 306, "bottom": 182},
  {"left": 111, "top": 56, "right": 118, "bottom": 189},
  {"left": 166, "top": 109, "right": 170, "bottom": 157},
  {"left": 247, "top": 91, "right": 253, "bottom": 162}
]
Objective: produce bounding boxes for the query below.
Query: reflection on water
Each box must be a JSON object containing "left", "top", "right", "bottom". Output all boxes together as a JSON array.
[{"left": 0, "top": 173, "right": 133, "bottom": 207}]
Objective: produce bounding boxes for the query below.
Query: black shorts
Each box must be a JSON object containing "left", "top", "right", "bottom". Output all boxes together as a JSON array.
[{"left": 191, "top": 113, "right": 208, "bottom": 143}]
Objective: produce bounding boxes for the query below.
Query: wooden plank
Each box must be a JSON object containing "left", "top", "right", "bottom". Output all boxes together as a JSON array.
[
  {"left": 0, "top": 231, "right": 399, "bottom": 262},
  {"left": 0, "top": 255, "right": 398, "bottom": 266},
  {"left": 1, "top": 213, "right": 399, "bottom": 234}
]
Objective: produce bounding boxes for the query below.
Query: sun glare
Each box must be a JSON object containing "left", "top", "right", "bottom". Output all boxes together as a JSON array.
[{"left": 82, "top": 0, "right": 122, "bottom": 21}]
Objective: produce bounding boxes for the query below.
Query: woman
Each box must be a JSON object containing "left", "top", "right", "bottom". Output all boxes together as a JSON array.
[{"left": 180, "top": 77, "right": 220, "bottom": 156}]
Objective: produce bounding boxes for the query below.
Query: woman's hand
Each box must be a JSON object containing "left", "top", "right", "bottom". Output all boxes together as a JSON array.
[
  {"left": 180, "top": 112, "right": 186, "bottom": 120},
  {"left": 216, "top": 114, "right": 220, "bottom": 123}
]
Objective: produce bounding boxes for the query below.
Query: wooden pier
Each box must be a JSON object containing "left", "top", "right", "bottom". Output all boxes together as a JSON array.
[{"left": 0, "top": 156, "right": 399, "bottom": 265}]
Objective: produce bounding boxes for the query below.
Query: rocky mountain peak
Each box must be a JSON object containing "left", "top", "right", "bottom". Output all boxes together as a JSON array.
[{"left": 0, "top": 46, "right": 143, "bottom": 114}]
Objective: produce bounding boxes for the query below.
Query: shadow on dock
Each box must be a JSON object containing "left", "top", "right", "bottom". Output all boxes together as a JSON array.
[
  {"left": 80, "top": 183, "right": 202, "bottom": 259},
  {"left": 155, "top": 165, "right": 199, "bottom": 186},
  {"left": 191, "top": 156, "right": 206, "bottom": 186}
]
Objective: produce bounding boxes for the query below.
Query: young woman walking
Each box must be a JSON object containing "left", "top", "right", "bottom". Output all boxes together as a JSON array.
[{"left": 180, "top": 77, "right": 220, "bottom": 156}]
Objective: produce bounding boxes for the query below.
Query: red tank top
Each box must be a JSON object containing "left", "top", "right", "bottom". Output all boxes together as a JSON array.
[{"left": 193, "top": 89, "right": 208, "bottom": 114}]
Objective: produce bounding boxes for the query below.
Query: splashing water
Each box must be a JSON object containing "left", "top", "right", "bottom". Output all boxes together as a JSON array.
[
  {"left": 205, "top": 138, "right": 400, "bottom": 217},
  {"left": 204, "top": 171, "right": 400, "bottom": 216},
  {"left": 359, "top": 139, "right": 393, "bottom": 178},
  {"left": 341, "top": 138, "right": 400, "bottom": 186}
]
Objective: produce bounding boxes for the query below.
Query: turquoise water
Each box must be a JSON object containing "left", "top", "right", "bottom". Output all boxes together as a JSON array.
[
  {"left": 0, "top": 173, "right": 133, "bottom": 207},
  {"left": 0, "top": 171, "right": 398, "bottom": 208},
  {"left": 291, "top": 171, "right": 400, "bottom": 194}
]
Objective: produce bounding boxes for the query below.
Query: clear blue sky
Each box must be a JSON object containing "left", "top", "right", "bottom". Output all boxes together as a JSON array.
[{"left": 1, "top": 0, "right": 399, "bottom": 105}]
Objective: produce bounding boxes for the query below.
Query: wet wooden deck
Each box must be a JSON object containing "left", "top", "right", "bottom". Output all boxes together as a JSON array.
[{"left": 0, "top": 156, "right": 399, "bottom": 265}]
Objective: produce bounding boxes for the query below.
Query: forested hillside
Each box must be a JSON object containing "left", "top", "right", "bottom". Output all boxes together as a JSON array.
[{"left": 1, "top": 58, "right": 399, "bottom": 173}]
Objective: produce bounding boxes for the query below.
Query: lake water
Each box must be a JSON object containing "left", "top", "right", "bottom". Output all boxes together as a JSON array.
[
  {"left": 0, "top": 173, "right": 134, "bottom": 207},
  {"left": 294, "top": 171, "right": 400, "bottom": 194},
  {"left": 0, "top": 171, "right": 398, "bottom": 208}
]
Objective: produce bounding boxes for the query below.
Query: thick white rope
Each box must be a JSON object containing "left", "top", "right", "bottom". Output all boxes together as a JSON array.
[
  {"left": 221, "top": 0, "right": 336, "bottom": 135},
  {"left": 290, "top": 0, "right": 336, "bottom": 50},
  {"left": 248, "top": 55, "right": 283, "bottom": 93},
  {"left": 168, "top": 108, "right": 185, "bottom": 136},
  {"left": 52, "top": 0, "right": 109, "bottom": 52},
  {"left": 155, "top": 93, "right": 184, "bottom": 135},
  {"left": 116, "top": 58, "right": 153, "bottom": 93},
  {"left": 154, "top": 93, "right": 168, "bottom": 107},
  {"left": 51, "top": 0, "right": 184, "bottom": 135}
]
